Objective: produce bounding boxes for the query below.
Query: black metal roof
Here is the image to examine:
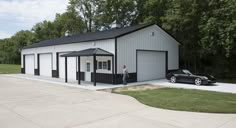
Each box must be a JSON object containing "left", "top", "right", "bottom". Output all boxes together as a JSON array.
[
  {"left": 61, "top": 48, "right": 113, "bottom": 57},
  {"left": 23, "top": 23, "right": 155, "bottom": 49}
]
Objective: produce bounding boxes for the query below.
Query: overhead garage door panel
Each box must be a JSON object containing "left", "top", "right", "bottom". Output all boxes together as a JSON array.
[
  {"left": 25, "top": 55, "right": 35, "bottom": 75},
  {"left": 59, "top": 54, "right": 77, "bottom": 81},
  {"left": 39, "top": 54, "right": 52, "bottom": 77},
  {"left": 137, "top": 51, "right": 166, "bottom": 82},
  {"left": 67, "top": 57, "right": 77, "bottom": 81}
]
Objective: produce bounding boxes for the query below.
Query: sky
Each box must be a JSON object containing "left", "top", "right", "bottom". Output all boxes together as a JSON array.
[{"left": 0, "top": 0, "right": 69, "bottom": 39}]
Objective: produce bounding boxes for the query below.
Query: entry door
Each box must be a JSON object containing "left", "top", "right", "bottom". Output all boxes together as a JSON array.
[
  {"left": 85, "top": 62, "right": 91, "bottom": 82},
  {"left": 67, "top": 57, "right": 77, "bottom": 81}
]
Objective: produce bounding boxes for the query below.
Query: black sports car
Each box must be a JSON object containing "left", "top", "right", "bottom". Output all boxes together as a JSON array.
[{"left": 166, "top": 69, "right": 216, "bottom": 85}]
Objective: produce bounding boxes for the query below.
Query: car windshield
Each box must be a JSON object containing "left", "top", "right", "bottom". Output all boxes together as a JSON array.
[{"left": 183, "top": 70, "right": 192, "bottom": 75}]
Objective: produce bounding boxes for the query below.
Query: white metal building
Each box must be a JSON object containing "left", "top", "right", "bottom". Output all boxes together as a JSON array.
[{"left": 21, "top": 23, "right": 179, "bottom": 85}]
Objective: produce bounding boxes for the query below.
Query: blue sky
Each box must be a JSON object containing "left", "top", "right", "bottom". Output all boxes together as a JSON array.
[{"left": 0, "top": 0, "right": 69, "bottom": 39}]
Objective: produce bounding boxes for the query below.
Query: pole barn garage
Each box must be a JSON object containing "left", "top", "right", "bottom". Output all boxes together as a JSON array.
[{"left": 21, "top": 23, "right": 179, "bottom": 85}]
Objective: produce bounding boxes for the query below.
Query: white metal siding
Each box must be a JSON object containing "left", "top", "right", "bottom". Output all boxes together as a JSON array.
[
  {"left": 39, "top": 54, "right": 52, "bottom": 77},
  {"left": 21, "top": 39, "right": 115, "bottom": 77},
  {"left": 25, "top": 55, "right": 35, "bottom": 75},
  {"left": 137, "top": 51, "right": 166, "bottom": 81},
  {"left": 117, "top": 25, "right": 179, "bottom": 74}
]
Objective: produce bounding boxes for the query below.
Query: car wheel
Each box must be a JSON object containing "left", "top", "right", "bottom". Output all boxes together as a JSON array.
[
  {"left": 195, "top": 78, "right": 202, "bottom": 85},
  {"left": 170, "top": 76, "right": 176, "bottom": 83}
]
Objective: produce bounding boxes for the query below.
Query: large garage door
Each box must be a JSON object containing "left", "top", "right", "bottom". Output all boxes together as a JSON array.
[
  {"left": 39, "top": 54, "right": 52, "bottom": 77},
  {"left": 137, "top": 51, "right": 166, "bottom": 82},
  {"left": 59, "top": 53, "right": 77, "bottom": 81},
  {"left": 67, "top": 57, "right": 77, "bottom": 81},
  {"left": 25, "top": 55, "right": 35, "bottom": 75}
]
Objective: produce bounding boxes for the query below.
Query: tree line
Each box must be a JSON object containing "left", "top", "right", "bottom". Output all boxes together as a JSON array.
[{"left": 0, "top": 0, "right": 235, "bottom": 79}]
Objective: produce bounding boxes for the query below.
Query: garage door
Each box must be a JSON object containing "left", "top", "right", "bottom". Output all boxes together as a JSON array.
[
  {"left": 39, "top": 54, "right": 52, "bottom": 77},
  {"left": 25, "top": 55, "right": 35, "bottom": 75},
  {"left": 137, "top": 51, "right": 166, "bottom": 82},
  {"left": 59, "top": 53, "right": 77, "bottom": 81},
  {"left": 67, "top": 57, "right": 77, "bottom": 81}
]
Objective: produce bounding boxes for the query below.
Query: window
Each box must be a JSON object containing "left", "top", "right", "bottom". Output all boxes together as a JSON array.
[
  {"left": 151, "top": 32, "right": 155, "bottom": 36},
  {"left": 97, "top": 61, "right": 110, "bottom": 70},
  {"left": 86, "top": 62, "right": 90, "bottom": 72},
  {"left": 103, "top": 61, "right": 107, "bottom": 69},
  {"left": 107, "top": 60, "right": 111, "bottom": 70},
  {"left": 183, "top": 70, "right": 192, "bottom": 75},
  {"left": 98, "top": 62, "right": 103, "bottom": 69}
]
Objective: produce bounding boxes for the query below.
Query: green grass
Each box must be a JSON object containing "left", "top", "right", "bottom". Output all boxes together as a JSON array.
[
  {"left": 0, "top": 64, "right": 21, "bottom": 74},
  {"left": 114, "top": 88, "right": 236, "bottom": 113}
]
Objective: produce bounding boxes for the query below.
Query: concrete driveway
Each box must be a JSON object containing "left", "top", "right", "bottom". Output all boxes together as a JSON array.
[
  {"left": 149, "top": 79, "right": 236, "bottom": 94},
  {"left": 0, "top": 75, "right": 236, "bottom": 128}
]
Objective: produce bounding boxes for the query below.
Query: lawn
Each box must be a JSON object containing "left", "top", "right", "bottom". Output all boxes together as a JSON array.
[
  {"left": 0, "top": 64, "right": 21, "bottom": 74},
  {"left": 113, "top": 87, "right": 236, "bottom": 113}
]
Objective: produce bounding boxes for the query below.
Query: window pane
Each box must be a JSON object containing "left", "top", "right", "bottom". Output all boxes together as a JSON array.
[
  {"left": 98, "top": 62, "right": 103, "bottom": 69},
  {"left": 107, "top": 60, "right": 111, "bottom": 70},
  {"left": 103, "top": 61, "right": 107, "bottom": 69},
  {"left": 86, "top": 63, "right": 90, "bottom": 72}
]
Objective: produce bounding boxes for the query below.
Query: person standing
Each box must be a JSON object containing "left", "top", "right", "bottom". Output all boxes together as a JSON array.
[{"left": 122, "top": 65, "right": 129, "bottom": 85}]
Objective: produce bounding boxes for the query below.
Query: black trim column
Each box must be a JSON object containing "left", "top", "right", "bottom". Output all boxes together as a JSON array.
[
  {"left": 21, "top": 55, "right": 26, "bottom": 74},
  {"left": 166, "top": 51, "right": 168, "bottom": 75},
  {"left": 56, "top": 52, "right": 59, "bottom": 77},
  {"left": 35, "top": 54, "right": 40, "bottom": 75},
  {"left": 114, "top": 38, "right": 118, "bottom": 84},
  {"left": 93, "top": 55, "right": 96, "bottom": 86},
  {"left": 78, "top": 56, "right": 81, "bottom": 84},
  {"left": 65, "top": 57, "right": 68, "bottom": 83},
  {"left": 112, "top": 56, "right": 115, "bottom": 84}
]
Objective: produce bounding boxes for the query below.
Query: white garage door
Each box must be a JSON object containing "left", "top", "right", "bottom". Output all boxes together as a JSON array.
[
  {"left": 25, "top": 55, "right": 35, "bottom": 75},
  {"left": 59, "top": 53, "right": 77, "bottom": 81},
  {"left": 67, "top": 57, "right": 77, "bottom": 81},
  {"left": 39, "top": 54, "right": 52, "bottom": 77},
  {"left": 137, "top": 51, "right": 166, "bottom": 82}
]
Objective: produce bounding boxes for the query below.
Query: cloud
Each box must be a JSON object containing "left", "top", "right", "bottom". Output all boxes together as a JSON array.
[
  {"left": 0, "top": 0, "right": 69, "bottom": 39},
  {"left": 0, "top": 31, "right": 12, "bottom": 39}
]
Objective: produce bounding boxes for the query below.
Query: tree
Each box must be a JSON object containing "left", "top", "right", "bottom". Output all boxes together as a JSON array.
[
  {"left": 54, "top": 12, "right": 85, "bottom": 35},
  {"left": 199, "top": 0, "right": 236, "bottom": 58},
  {"left": 68, "top": 0, "right": 99, "bottom": 32},
  {"left": 143, "top": 0, "right": 170, "bottom": 24},
  {"left": 161, "top": 0, "right": 207, "bottom": 73},
  {"left": 95, "top": 0, "right": 138, "bottom": 29},
  {"left": 32, "top": 20, "right": 58, "bottom": 42},
  {"left": 199, "top": 0, "right": 236, "bottom": 77}
]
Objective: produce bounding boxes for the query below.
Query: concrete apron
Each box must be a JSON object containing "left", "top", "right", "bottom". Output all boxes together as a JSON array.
[
  {"left": 5, "top": 74, "right": 236, "bottom": 93},
  {"left": 0, "top": 75, "right": 236, "bottom": 128},
  {"left": 6, "top": 74, "right": 142, "bottom": 90}
]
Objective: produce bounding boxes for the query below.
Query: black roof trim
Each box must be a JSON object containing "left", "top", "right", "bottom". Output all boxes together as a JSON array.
[
  {"left": 23, "top": 23, "right": 181, "bottom": 49},
  {"left": 23, "top": 23, "right": 155, "bottom": 49},
  {"left": 61, "top": 48, "right": 113, "bottom": 57}
]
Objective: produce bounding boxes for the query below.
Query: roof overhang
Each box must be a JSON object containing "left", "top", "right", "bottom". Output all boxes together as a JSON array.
[{"left": 61, "top": 48, "right": 113, "bottom": 57}]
